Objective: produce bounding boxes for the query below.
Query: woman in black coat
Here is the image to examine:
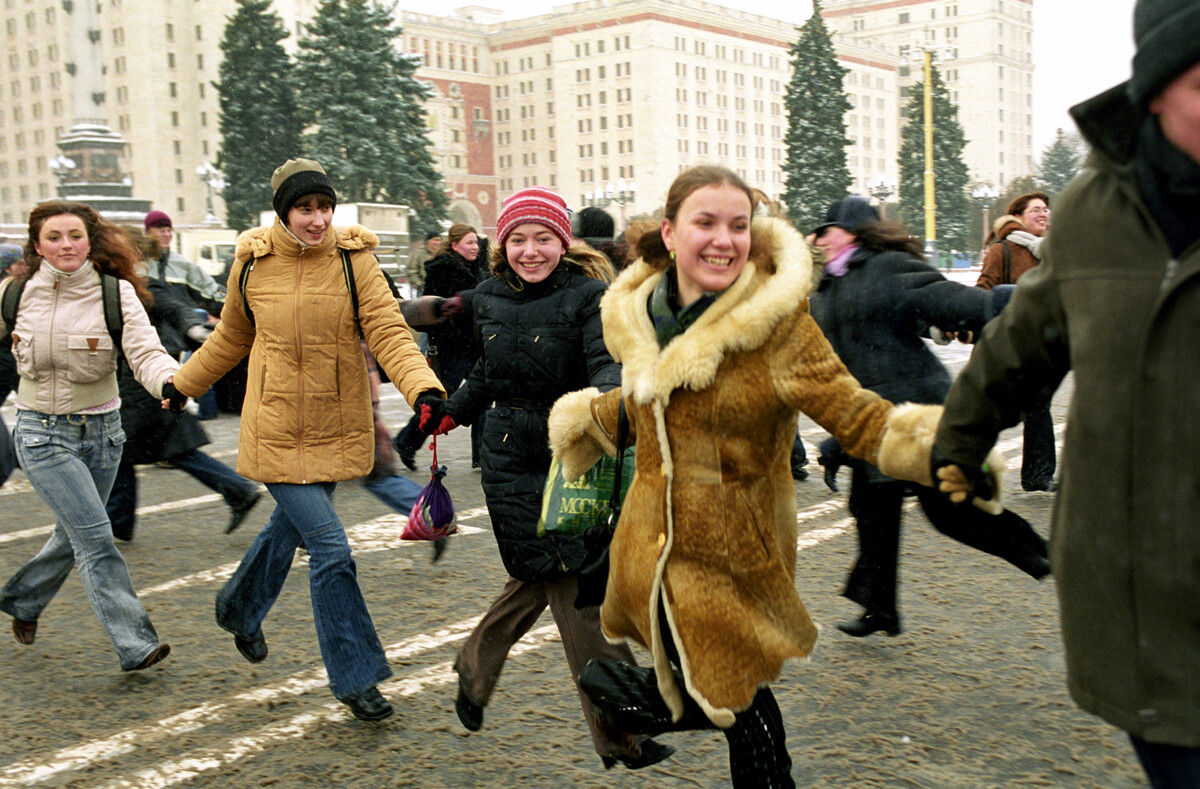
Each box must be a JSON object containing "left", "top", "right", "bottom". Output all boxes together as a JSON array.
[
  {"left": 435, "top": 188, "right": 672, "bottom": 771},
  {"left": 394, "top": 223, "right": 486, "bottom": 469},
  {"left": 105, "top": 246, "right": 260, "bottom": 542},
  {"left": 808, "top": 197, "right": 1049, "bottom": 637}
]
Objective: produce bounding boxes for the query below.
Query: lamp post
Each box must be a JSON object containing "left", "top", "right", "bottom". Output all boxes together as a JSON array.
[
  {"left": 867, "top": 176, "right": 894, "bottom": 219},
  {"left": 921, "top": 47, "right": 938, "bottom": 267},
  {"left": 196, "top": 162, "right": 225, "bottom": 225},
  {"left": 970, "top": 184, "right": 1000, "bottom": 254},
  {"left": 583, "top": 178, "right": 637, "bottom": 230}
]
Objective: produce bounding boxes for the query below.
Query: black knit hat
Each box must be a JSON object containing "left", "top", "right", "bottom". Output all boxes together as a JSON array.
[
  {"left": 812, "top": 196, "right": 880, "bottom": 237},
  {"left": 270, "top": 158, "right": 337, "bottom": 220},
  {"left": 1127, "top": 0, "right": 1200, "bottom": 106}
]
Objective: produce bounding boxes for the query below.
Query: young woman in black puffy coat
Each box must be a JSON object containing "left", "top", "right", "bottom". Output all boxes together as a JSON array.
[{"left": 435, "top": 187, "right": 673, "bottom": 771}]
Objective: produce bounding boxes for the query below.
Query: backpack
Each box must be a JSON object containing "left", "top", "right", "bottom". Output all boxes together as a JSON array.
[
  {"left": 238, "top": 248, "right": 363, "bottom": 340},
  {"left": 2, "top": 272, "right": 124, "bottom": 359}
]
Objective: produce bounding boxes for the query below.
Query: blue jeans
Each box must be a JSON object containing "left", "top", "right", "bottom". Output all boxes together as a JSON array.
[
  {"left": 214, "top": 481, "right": 391, "bottom": 700},
  {"left": 363, "top": 472, "right": 422, "bottom": 514},
  {"left": 0, "top": 410, "right": 162, "bottom": 669},
  {"left": 1131, "top": 736, "right": 1200, "bottom": 789}
]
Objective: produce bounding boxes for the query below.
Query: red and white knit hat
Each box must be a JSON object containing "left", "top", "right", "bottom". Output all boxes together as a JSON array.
[{"left": 496, "top": 187, "right": 572, "bottom": 249}]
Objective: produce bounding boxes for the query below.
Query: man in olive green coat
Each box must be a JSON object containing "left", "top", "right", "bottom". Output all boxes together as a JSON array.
[{"left": 932, "top": 2, "right": 1200, "bottom": 786}]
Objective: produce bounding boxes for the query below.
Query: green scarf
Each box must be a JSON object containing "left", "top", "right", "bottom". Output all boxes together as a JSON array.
[{"left": 649, "top": 268, "right": 725, "bottom": 349}]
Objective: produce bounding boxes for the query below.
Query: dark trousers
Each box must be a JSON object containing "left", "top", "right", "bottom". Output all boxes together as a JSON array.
[
  {"left": 455, "top": 574, "right": 642, "bottom": 759},
  {"left": 1021, "top": 404, "right": 1056, "bottom": 489},
  {"left": 1131, "top": 736, "right": 1200, "bottom": 789},
  {"left": 107, "top": 449, "right": 257, "bottom": 541},
  {"left": 843, "top": 469, "right": 1049, "bottom": 615}
]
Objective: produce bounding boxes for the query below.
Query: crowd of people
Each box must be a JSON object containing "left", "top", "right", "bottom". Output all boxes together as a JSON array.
[{"left": 1, "top": 1, "right": 1198, "bottom": 783}]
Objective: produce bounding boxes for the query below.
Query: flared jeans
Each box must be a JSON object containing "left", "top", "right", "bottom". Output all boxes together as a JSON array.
[
  {"left": 0, "top": 410, "right": 163, "bottom": 670},
  {"left": 214, "top": 481, "right": 391, "bottom": 701}
]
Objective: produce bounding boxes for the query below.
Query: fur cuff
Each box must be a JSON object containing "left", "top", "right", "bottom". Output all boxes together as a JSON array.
[
  {"left": 878, "top": 403, "right": 1004, "bottom": 513},
  {"left": 548, "top": 387, "right": 616, "bottom": 482}
]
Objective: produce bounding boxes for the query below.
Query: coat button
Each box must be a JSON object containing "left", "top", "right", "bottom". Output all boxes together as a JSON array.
[
  {"left": 656, "top": 533, "right": 666, "bottom": 549},
  {"left": 1137, "top": 708, "right": 1159, "bottom": 723}
]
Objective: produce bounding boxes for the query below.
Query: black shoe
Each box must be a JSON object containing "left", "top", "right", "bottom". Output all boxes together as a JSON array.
[
  {"left": 580, "top": 659, "right": 715, "bottom": 735},
  {"left": 818, "top": 457, "right": 840, "bottom": 492},
  {"left": 431, "top": 537, "right": 449, "bottom": 563},
  {"left": 226, "top": 492, "right": 262, "bottom": 535},
  {"left": 1023, "top": 479, "right": 1059, "bottom": 493},
  {"left": 836, "top": 611, "right": 902, "bottom": 638},
  {"left": 602, "top": 739, "right": 676, "bottom": 770},
  {"left": 344, "top": 686, "right": 394, "bottom": 722},
  {"left": 456, "top": 684, "right": 484, "bottom": 731},
  {"left": 791, "top": 466, "right": 809, "bottom": 482},
  {"left": 234, "top": 630, "right": 268, "bottom": 663},
  {"left": 111, "top": 525, "right": 134, "bottom": 542}
]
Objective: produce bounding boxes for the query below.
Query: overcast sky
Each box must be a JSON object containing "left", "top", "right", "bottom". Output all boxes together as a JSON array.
[{"left": 420, "top": 0, "right": 1138, "bottom": 157}]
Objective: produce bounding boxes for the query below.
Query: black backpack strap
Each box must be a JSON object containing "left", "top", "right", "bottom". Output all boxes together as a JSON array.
[
  {"left": 1, "top": 276, "right": 27, "bottom": 350},
  {"left": 1001, "top": 240, "right": 1012, "bottom": 285},
  {"left": 99, "top": 273, "right": 127, "bottom": 374},
  {"left": 238, "top": 260, "right": 256, "bottom": 327},
  {"left": 341, "top": 248, "right": 363, "bottom": 340}
]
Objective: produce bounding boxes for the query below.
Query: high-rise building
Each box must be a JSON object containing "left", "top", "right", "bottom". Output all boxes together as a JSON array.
[{"left": 823, "top": 0, "right": 1036, "bottom": 190}]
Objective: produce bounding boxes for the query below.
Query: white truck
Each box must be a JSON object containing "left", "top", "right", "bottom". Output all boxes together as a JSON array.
[{"left": 177, "top": 227, "right": 239, "bottom": 279}]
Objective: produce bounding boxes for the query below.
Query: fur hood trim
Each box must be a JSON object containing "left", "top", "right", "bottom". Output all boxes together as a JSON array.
[
  {"left": 992, "top": 214, "right": 1025, "bottom": 238},
  {"left": 235, "top": 221, "right": 379, "bottom": 263},
  {"left": 601, "top": 216, "right": 813, "bottom": 405}
]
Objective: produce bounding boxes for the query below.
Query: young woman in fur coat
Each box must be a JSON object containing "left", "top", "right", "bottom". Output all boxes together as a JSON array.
[{"left": 548, "top": 166, "right": 1006, "bottom": 787}]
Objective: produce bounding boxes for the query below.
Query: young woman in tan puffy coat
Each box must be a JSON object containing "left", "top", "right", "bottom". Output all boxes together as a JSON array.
[
  {"left": 550, "top": 166, "right": 1002, "bottom": 787},
  {"left": 173, "top": 159, "right": 444, "bottom": 721}
]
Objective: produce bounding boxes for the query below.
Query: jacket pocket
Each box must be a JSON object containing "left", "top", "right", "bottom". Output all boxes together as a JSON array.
[
  {"left": 102, "top": 426, "right": 127, "bottom": 466},
  {"left": 11, "top": 332, "right": 35, "bottom": 374},
  {"left": 65, "top": 334, "right": 117, "bottom": 383}
]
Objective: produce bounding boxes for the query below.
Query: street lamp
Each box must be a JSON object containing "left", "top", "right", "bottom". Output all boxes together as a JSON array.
[
  {"left": 583, "top": 178, "right": 637, "bottom": 230},
  {"left": 867, "top": 176, "right": 894, "bottom": 219},
  {"left": 901, "top": 42, "right": 952, "bottom": 267},
  {"left": 970, "top": 184, "right": 1000, "bottom": 253},
  {"left": 196, "top": 162, "right": 225, "bottom": 225}
]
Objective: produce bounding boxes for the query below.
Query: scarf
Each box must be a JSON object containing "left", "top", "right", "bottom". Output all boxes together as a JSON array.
[
  {"left": 649, "top": 268, "right": 724, "bottom": 349},
  {"left": 824, "top": 243, "right": 860, "bottom": 277}
]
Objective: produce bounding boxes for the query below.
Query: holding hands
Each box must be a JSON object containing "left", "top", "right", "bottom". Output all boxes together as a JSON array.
[
  {"left": 415, "top": 390, "right": 457, "bottom": 436},
  {"left": 161, "top": 378, "right": 188, "bottom": 413}
]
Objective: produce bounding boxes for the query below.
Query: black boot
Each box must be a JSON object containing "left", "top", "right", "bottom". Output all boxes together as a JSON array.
[
  {"left": 580, "top": 659, "right": 716, "bottom": 736},
  {"left": 725, "top": 687, "right": 794, "bottom": 788},
  {"left": 836, "top": 610, "right": 902, "bottom": 637}
]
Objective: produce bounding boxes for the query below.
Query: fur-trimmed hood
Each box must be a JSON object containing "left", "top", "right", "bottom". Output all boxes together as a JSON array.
[
  {"left": 235, "top": 219, "right": 378, "bottom": 263},
  {"left": 992, "top": 214, "right": 1026, "bottom": 239},
  {"left": 601, "top": 216, "right": 814, "bottom": 406}
]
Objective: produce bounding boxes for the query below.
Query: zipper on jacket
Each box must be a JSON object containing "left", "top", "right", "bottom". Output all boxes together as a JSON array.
[
  {"left": 48, "top": 271, "right": 61, "bottom": 406},
  {"left": 295, "top": 249, "right": 307, "bottom": 483}
]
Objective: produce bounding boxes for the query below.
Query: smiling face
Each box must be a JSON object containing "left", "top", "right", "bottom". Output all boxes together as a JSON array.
[
  {"left": 1150, "top": 60, "right": 1200, "bottom": 166},
  {"left": 1019, "top": 198, "right": 1050, "bottom": 237},
  {"left": 505, "top": 223, "right": 564, "bottom": 284},
  {"left": 285, "top": 196, "right": 333, "bottom": 246},
  {"left": 34, "top": 213, "right": 91, "bottom": 272},
  {"left": 661, "top": 183, "right": 752, "bottom": 307},
  {"left": 452, "top": 232, "right": 480, "bottom": 262}
]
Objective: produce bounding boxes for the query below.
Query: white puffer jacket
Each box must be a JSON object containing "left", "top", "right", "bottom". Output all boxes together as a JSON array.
[{"left": 4, "top": 263, "right": 179, "bottom": 414}]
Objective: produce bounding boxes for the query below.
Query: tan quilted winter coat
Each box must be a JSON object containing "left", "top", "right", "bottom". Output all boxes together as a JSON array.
[
  {"left": 174, "top": 220, "right": 443, "bottom": 484},
  {"left": 550, "top": 217, "right": 953, "bottom": 727}
]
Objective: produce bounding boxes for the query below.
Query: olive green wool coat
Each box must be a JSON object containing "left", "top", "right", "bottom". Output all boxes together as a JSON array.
[
  {"left": 550, "top": 217, "right": 956, "bottom": 727},
  {"left": 174, "top": 220, "right": 443, "bottom": 484}
]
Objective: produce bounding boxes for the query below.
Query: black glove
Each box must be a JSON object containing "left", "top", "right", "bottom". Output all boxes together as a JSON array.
[
  {"left": 414, "top": 390, "right": 454, "bottom": 436},
  {"left": 930, "top": 445, "right": 994, "bottom": 505},
  {"left": 161, "top": 380, "right": 188, "bottom": 413}
]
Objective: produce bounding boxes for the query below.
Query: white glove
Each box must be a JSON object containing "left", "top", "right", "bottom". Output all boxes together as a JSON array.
[{"left": 186, "top": 324, "right": 213, "bottom": 344}]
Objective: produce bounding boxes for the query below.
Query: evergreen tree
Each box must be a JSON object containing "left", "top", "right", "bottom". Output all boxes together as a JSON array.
[
  {"left": 897, "top": 64, "right": 971, "bottom": 258},
  {"left": 215, "top": 0, "right": 302, "bottom": 232},
  {"left": 782, "top": 0, "right": 852, "bottom": 230},
  {"left": 1037, "top": 128, "right": 1085, "bottom": 198},
  {"left": 296, "top": 0, "right": 446, "bottom": 233}
]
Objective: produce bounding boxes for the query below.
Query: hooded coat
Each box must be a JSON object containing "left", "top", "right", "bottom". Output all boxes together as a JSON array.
[
  {"left": 937, "top": 83, "right": 1200, "bottom": 748},
  {"left": 549, "top": 217, "right": 951, "bottom": 727},
  {"left": 173, "top": 220, "right": 443, "bottom": 484}
]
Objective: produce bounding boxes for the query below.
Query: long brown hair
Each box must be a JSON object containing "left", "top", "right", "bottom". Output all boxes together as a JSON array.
[
  {"left": 634, "top": 165, "right": 759, "bottom": 269},
  {"left": 24, "top": 200, "right": 152, "bottom": 304},
  {"left": 854, "top": 220, "right": 927, "bottom": 260}
]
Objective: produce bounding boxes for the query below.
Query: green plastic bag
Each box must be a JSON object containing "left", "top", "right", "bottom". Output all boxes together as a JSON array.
[{"left": 537, "top": 451, "right": 636, "bottom": 537}]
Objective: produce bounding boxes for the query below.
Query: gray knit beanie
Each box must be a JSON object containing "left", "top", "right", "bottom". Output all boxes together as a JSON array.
[
  {"left": 1127, "top": 0, "right": 1200, "bottom": 106},
  {"left": 270, "top": 158, "right": 337, "bottom": 221}
]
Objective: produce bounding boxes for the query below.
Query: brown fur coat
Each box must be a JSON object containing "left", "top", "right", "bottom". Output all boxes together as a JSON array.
[{"left": 549, "top": 217, "right": 958, "bottom": 726}]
